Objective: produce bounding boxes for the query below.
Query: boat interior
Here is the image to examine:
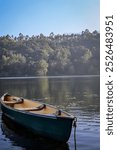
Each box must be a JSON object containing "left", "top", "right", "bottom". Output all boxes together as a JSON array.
[{"left": 2, "top": 95, "right": 71, "bottom": 117}]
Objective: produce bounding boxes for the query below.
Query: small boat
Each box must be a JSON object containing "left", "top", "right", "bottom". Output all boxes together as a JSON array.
[{"left": 0, "top": 93, "right": 76, "bottom": 142}]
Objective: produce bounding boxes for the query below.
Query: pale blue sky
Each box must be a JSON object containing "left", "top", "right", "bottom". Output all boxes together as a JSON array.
[{"left": 0, "top": 0, "right": 100, "bottom": 36}]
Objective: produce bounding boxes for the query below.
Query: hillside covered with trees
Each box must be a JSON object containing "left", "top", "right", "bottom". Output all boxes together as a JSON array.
[{"left": 0, "top": 29, "right": 100, "bottom": 77}]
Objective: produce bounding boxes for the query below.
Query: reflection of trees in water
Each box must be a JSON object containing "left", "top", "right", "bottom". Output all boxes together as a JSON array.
[
  {"left": 0, "top": 77, "right": 100, "bottom": 113},
  {"left": 71, "top": 78, "right": 100, "bottom": 112},
  {"left": 37, "top": 78, "right": 49, "bottom": 98},
  {"left": 47, "top": 78, "right": 100, "bottom": 111},
  {"left": 0, "top": 79, "right": 28, "bottom": 97},
  {"left": 48, "top": 78, "right": 72, "bottom": 105}
]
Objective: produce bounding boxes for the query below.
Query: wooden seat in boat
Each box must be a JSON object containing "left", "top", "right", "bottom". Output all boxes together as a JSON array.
[{"left": 16, "top": 104, "right": 46, "bottom": 111}]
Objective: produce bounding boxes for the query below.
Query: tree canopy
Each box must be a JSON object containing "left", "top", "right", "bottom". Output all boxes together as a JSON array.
[{"left": 0, "top": 29, "right": 100, "bottom": 77}]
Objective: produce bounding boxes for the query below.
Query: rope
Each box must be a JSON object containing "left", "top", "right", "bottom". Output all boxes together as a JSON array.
[{"left": 73, "top": 117, "right": 77, "bottom": 150}]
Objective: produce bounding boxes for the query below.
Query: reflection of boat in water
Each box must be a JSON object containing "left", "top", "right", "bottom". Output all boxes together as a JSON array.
[
  {"left": 1, "top": 114, "right": 70, "bottom": 150},
  {"left": 0, "top": 93, "right": 76, "bottom": 142}
]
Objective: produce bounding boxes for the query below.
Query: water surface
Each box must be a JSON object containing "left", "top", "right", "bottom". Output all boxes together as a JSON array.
[{"left": 0, "top": 76, "right": 100, "bottom": 150}]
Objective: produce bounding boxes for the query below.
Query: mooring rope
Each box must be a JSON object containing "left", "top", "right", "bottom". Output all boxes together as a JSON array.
[{"left": 73, "top": 117, "right": 77, "bottom": 150}]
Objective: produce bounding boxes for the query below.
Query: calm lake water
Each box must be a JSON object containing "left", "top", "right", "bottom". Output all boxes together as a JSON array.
[{"left": 0, "top": 76, "right": 100, "bottom": 150}]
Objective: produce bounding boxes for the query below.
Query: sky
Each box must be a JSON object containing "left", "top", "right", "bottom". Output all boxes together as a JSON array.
[{"left": 0, "top": 0, "right": 100, "bottom": 36}]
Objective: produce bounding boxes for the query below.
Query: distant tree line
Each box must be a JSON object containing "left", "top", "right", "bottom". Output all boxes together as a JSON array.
[{"left": 0, "top": 29, "right": 100, "bottom": 77}]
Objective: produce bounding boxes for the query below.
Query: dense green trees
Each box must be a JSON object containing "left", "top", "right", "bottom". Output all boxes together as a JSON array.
[{"left": 0, "top": 29, "right": 100, "bottom": 77}]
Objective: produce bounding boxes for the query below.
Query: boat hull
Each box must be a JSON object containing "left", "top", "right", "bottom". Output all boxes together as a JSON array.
[{"left": 1, "top": 103, "right": 74, "bottom": 142}]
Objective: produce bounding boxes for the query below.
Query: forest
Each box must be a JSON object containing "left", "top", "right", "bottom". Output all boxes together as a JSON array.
[{"left": 0, "top": 29, "right": 100, "bottom": 77}]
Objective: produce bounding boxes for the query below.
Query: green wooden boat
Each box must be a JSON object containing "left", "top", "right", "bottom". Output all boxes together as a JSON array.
[{"left": 0, "top": 93, "right": 76, "bottom": 142}]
